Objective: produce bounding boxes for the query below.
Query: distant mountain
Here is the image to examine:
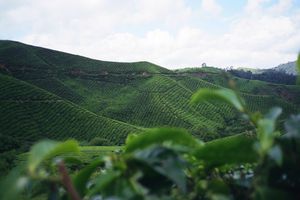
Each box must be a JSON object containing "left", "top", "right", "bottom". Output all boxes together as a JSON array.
[{"left": 273, "top": 61, "right": 297, "bottom": 75}]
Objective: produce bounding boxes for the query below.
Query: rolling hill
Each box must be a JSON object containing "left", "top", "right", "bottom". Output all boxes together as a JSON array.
[
  {"left": 0, "top": 73, "right": 141, "bottom": 153},
  {"left": 1, "top": 40, "right": 300, "bottom": 154}
]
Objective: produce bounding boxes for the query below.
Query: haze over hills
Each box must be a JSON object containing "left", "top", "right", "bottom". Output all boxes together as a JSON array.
[
  {"left": 0, "top": 40, "right": 300, "bottom": 154},
  {"left": 273, "top": 61, "right": 297, "bottom": 75}
]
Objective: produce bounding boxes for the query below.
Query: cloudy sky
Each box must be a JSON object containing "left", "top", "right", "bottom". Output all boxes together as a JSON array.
[{"left": 0, "top": 0, "right": 299, "bottom": 69}]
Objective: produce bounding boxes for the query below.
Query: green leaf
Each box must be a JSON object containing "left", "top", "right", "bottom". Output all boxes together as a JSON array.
[
  {"left": 257, "top": 119, "right": 276, "bottom": 152},
  {"left": 268, "top": 145, "right": 282, "bottom": 165},
  {"left": 191, "top": 88, "right": 245, "bottom": 112},
  {"left": 0, "top": 166, "right": 26, "bottom": 200},
  {"left": 265, "top": 107, "right": 282, "bottom": 121},
  {"left": 132, "top": 146, "right": 187, "bottom": 192},
  {"left": 73, "top": 159, "right": 103, "bottom": 197},
  {"left": 62, "top": 156, "right": 83, "bottom": 165},
  {"left": 194, "top": 134, "right": 258, "bottom": 167},
  {"left": 87, "top": 170, "right": 121, "bottom": 196},
  {"left": 28, "top": 140, "right": 79, "bottom": 174},
  {"left": 207, "top": 179, "right": 230, "bottom": 198},
  {"left": 284, "top": 114, "right": 300, "bottom": 139},
  {"left": 257, "top": 108, "right": 281, "bottom": 154},
  {"left": 88, "top": 173, "right": 145, "bottom": 199},
  {"left": 125, "top": 128, "right": 202, "bottom": 153}
]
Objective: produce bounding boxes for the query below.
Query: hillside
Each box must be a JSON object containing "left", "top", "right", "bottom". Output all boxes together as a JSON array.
[
  {"left": 0, "top": 40, "right": 300, "bottom": 153},
  {"left": 0, "top": 73, "right": 141, "bottom": 154},
  {"left": 0, "top": 40, "right": 170, "bottom": 75},
  {"left": 179, "top": 67, "right": 300, "bottom": 105},
  {"left": 273, "top": 61, "right": 297, "bottom": 75}
]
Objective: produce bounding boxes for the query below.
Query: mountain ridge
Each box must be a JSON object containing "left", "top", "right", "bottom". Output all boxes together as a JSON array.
[{"left": 0, "top": 40, "right": 170, "bottom": 74}]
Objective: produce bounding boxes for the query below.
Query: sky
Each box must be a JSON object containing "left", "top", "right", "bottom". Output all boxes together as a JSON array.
[{"left": 0, "top": 0, "right": 299, "bottom": 69}]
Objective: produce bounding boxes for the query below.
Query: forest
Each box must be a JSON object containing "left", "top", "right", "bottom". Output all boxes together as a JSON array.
[{"left": 228, "top": 69, "right": 297, "bottom": 85}]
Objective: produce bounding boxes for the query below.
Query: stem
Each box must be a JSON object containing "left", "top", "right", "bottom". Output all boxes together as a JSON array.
[{"left": 58, "top": 161, "right": 82, "bottom": 200}]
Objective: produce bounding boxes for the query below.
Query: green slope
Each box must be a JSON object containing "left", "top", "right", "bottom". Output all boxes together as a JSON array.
[
  {"left": 191, "top": 68, "right": 300, "bottom": 105},
  {"left": 172, "top": 74, "right": 300, "bottom": 115},
  {"left": 28, "top": 74, "right": 232, "bottom": 140},
  {"left": 0, "top": 40, "right": 237, "bottom": 140},
  {"left": 0, "top": 73, "right": 141, "bottom": 154},
  {"left": 0, "top": 40, "right": 170, "bottom": 75},
  {"left": 1, "top": 40, "right": 299, "bottom": 147}
]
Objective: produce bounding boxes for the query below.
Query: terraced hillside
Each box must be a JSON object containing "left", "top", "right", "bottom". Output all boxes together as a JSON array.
[
  {"left": 177, "top": 67, "right": 300, "bottom": 107},
  {"left": 0, "top": 40, "right": 170, "bottom": 76},
  {"left": 0, "top": 73, "right": 141, "bottom": 154},
  {"left": 1, "top": 40, "right": 300, "bottom": 152}
]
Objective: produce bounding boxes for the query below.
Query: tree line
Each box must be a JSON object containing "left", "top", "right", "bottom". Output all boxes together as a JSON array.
[{"left": 228, "top": 69, "right": 296, "bottom": 85}]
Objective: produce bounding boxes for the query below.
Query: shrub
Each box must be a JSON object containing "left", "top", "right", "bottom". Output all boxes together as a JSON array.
[{"left": 88, "top": 137, "right": 112, "bottom": 146}]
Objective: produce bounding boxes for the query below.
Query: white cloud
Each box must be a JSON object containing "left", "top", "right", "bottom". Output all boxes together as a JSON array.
[
  {"left": 268, "top": 0, "right": 293, "bottom": 14},
  {"left": 245, "top": 0, "right": 271, "bottom": 14},
  {"left": 201, "top": 0, "right": 223, "bottom": 16},
  {"left": 245, "top": 0, "right": 293, "bottom": 15}
]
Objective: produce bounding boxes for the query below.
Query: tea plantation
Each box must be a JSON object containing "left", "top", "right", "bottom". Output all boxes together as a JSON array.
[{"left": 0, "top": 40, "right": 299, "bottom": 154}]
